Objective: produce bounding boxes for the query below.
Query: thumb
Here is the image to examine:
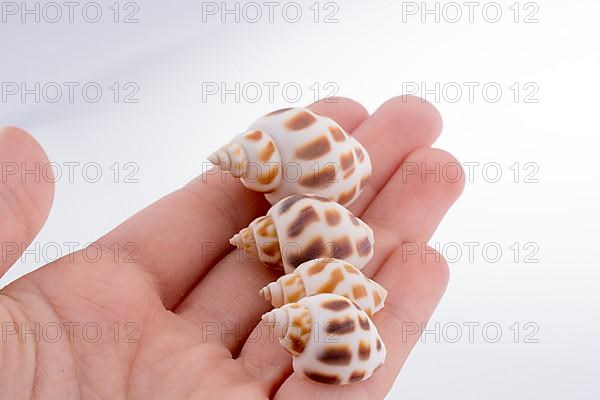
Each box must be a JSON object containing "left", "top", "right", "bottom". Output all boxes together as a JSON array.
[{"left": 0, "top": 127, "right": 55, "bottom": 278}]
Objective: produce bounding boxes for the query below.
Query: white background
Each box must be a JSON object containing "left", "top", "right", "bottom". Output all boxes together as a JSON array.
[{"left": 1, "top": 0, "right": 599, "bottom": 398}]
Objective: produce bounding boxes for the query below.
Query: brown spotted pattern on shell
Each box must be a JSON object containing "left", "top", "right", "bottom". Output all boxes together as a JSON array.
[
  {"left": 260, "top": 258, "right": 387, "bottom": 316},
  {"left": 230, "top": 195, "right": 374, "bottom": 273},
  {"left": 208, "top": 107, "right": 372, "bottom": 206},
  {"left": 262, "top": 293, "right": 386, "bottom": 385}
]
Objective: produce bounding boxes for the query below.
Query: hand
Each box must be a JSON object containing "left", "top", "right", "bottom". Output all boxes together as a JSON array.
[{"left": 0, "top": 97, "right": 464, "bottom": 399}]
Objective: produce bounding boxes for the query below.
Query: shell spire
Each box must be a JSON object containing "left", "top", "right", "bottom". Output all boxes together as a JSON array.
[
  {"left": 260, "top": 274, "right": 306, "bottom": 307},
  {"left": 229, "top": 227, "right": 258, "bottom": 256},
  {"left": 258, "top": 286, "right": 272, "bottom": 302},
  {"left": 207, "top": 141, "right": 248, "bottom": 178},
  {"left": 262, "top": 302, "right": 313, "bottom": 356},
  {"left": 208, "top": 129, "right": 282, "bottom": 193},
  {"left": 259, "top": 282, "right": 281, "bottom": 305},
  {"left": 261, "top": 307, "right": 289, "bottom": 342},
  {"left": 230, "top": 216, "right": 283, "bottom": 267}
]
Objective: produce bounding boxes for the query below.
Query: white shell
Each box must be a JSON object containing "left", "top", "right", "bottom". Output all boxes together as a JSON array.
[
  {"left": 230, "top": 194, "right": 374, "bottom": 273},
  {"left": 262, "top": 293, "right": 386, "bottom": 385},
  {"left": 260, "top": 258, "right": 387, "bottom": 316},
  {"left": 209, "top": 107, "right": 372, "bottom": 207}
]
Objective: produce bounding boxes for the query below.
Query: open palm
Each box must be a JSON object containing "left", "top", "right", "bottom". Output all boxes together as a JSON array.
[{"left": 0, "top": 96, "right": 464, "bottom": 399}]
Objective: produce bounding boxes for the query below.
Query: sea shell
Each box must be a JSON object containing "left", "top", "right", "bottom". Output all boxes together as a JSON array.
[
  {"left": 262, "top": 293, "right": 386, "bottom": 385},
  {"left": 230, "top": 194, "right": 374, "bottom": 273},
  {"left": 260, "top": 258, "right": 387, "bottom": 316},
  {"left": 208, "top": 107, "right": 372, "bottom": 207}
]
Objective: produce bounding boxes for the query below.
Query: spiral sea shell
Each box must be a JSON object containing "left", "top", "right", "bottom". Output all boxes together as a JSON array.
[
  {"left": 208, "top": 107, "right": 372, "bottom": 207},
  {"left": 262, "top": 293, "right": 386, "bottom": 385},
  {"left": 260, "top": 258, "right": 387, "bottom": 316},
  {"left": 230, "top": 194, "right": 374, "bottom": 273}
]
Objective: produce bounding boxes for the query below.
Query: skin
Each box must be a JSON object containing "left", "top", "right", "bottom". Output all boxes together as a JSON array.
[{"left": 0, "top": 96, "right": 464, "bottom": 399}]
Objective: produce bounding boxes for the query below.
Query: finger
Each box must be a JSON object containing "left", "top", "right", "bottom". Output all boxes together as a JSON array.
[
  {"left": 0, "top": 127, "right": 54, "bottom": 279},
  {"left": 273, "top": 245, "right": 449, "bottom": 400},
  {"left": 236, "top": 317, "right": 293, "bottom": 397},
  {"left": 98, "top": 97, "right": 370, "bottom": 308},
  {"left": 98, "top": 172, "right": 267, "bottom": 308},
  {"left": 348, "top": 95, "right": 443, "bottom": 215},
  {"left": 176, "top": 98, "right": 370, "bottom": 352},
  {"left": 238, "top": 147, "right": 464, "bottom": 389},
  {"left": 361, "top": 147, "right": 465, "bottom": 277}
]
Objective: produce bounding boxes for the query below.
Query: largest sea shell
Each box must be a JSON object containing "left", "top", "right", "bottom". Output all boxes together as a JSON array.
[{"left": 208, "top": 107, "right": 372, "bottom": 207}]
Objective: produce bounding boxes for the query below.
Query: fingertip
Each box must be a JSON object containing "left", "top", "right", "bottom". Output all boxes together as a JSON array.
[
  {"left": 431, "top": 147, "right": 465, "bottom": 197},
  {"left": 439, "top": 148, "right": 465, "bottom": 201},
  {"left": 387, "top": 244, "right": 450, "bottom": 299},
  {"left": 0, "top": 126, "right": 55, "bottom": 275},
  {"left": 423, "top": 245, "right": 450, "bottom": 295},
  {"left": 375, "top": 95, "right": 443, "bottom": 144},
  {"left": 0, "top": 126, "right": 55, "bottom": 210},
  {"left": 403, "top": 147, "right": 465, "bottom": 202}
]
